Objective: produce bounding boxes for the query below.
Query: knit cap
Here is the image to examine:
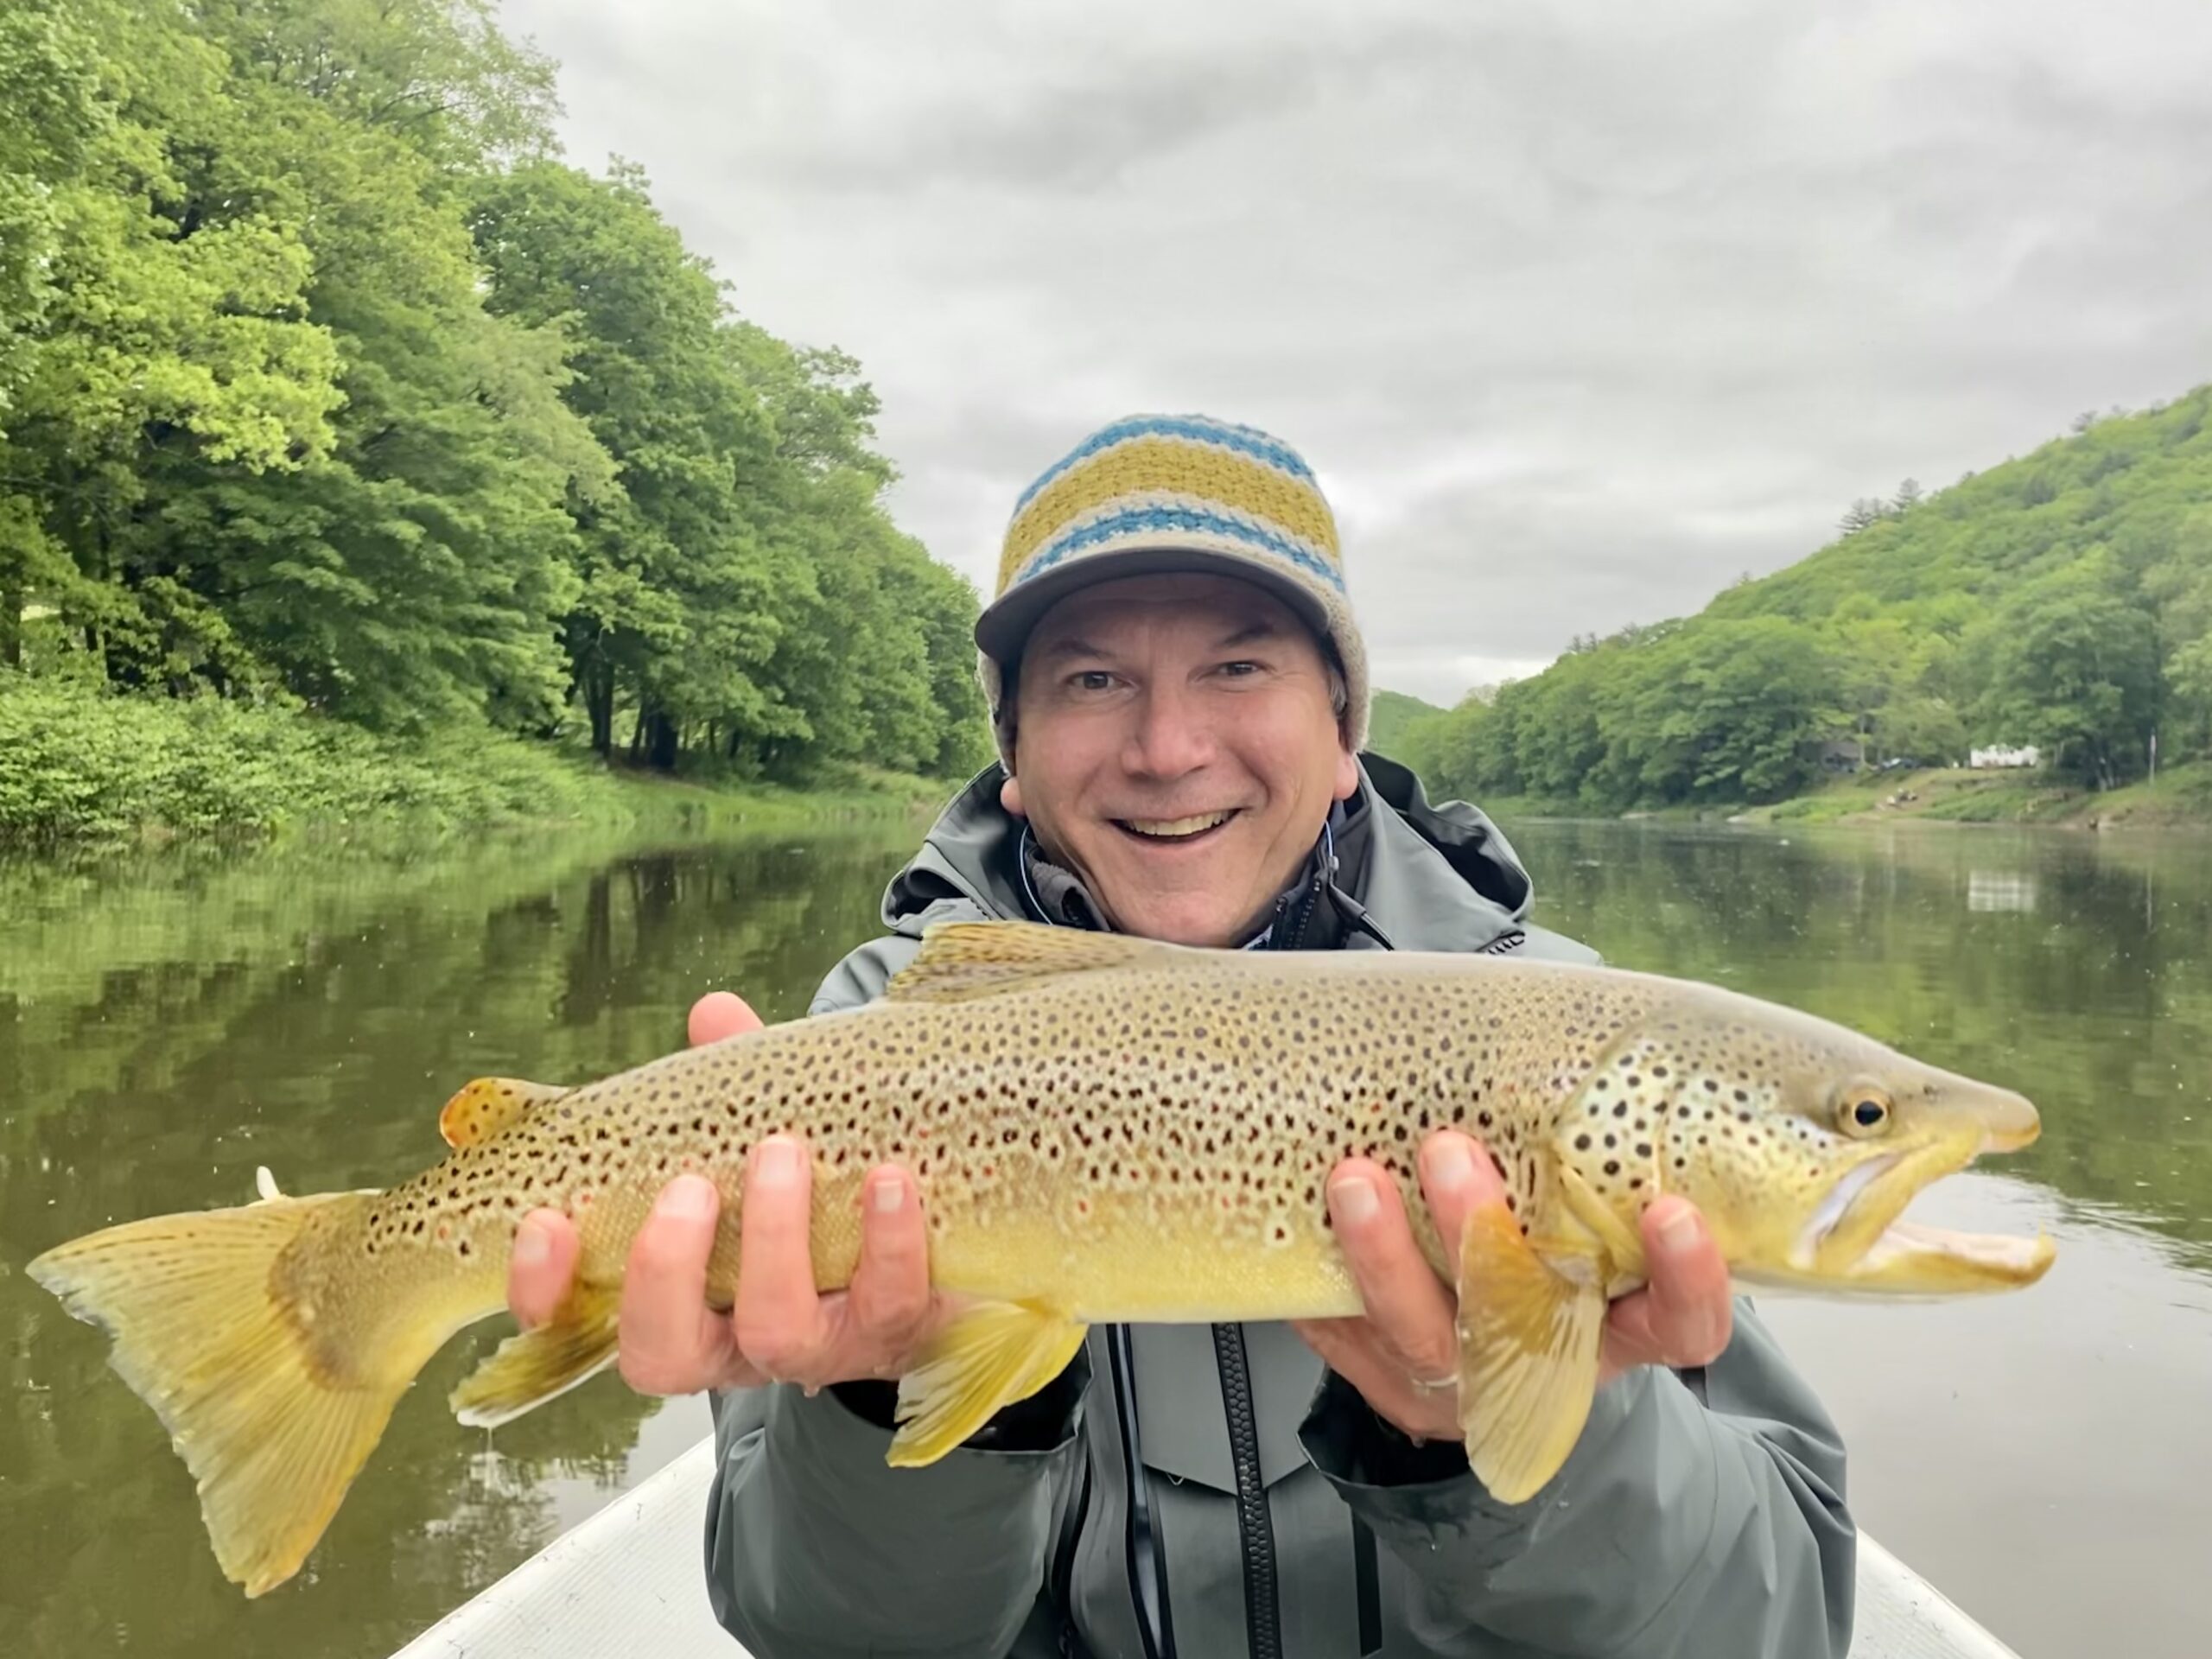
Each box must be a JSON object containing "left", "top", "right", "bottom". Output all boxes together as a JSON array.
[{"left": 974, "top": 414, "right": 1371, "bottom": 766}]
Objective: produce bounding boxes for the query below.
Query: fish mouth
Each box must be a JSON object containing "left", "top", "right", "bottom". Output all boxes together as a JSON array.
[
  {"left": 1783, "top": 1132, "right": 2056, "bottom": 1294},
  {"left": 1112, "top": 809, "right": 1241, "bottom": 845}
]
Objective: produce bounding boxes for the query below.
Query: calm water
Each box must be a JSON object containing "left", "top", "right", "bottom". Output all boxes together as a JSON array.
[{"left": 2, "top": 816, "right": 2207, "bottom": 1657}]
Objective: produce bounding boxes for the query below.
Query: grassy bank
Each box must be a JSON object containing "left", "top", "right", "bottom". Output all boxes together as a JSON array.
[
  {"left": 1741, "top": 761, "right": 2212, "bottom": 829},
  {"left": 0, "top": 676, "right": 951, "bottom": 846},
  {"left": 1460, "top": 766, "right": 2212, "bottom": 832}
]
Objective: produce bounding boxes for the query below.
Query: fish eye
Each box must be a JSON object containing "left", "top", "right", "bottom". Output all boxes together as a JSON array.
[{"left": 1838, "top": 1089, "right": 1893, "bottom": 1136}]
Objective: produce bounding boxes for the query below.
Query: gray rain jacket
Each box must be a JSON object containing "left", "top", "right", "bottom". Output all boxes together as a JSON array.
[{"left": 703, "top": 760, "right": 1855, "bottom": 1659}]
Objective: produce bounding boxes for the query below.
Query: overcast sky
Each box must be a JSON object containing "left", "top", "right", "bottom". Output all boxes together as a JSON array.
[{"left": 494, "top": 0, "right": 2212, "bottom": 705}]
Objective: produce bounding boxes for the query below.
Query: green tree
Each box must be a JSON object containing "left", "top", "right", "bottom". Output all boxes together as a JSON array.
[{"left": 1966, "top": 558, "right": 2162, "bottom": 788}]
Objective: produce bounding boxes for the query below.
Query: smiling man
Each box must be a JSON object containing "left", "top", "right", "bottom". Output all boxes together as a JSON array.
[{"left": 507, "top": 414, "right": 1855, "bottom": 1658}]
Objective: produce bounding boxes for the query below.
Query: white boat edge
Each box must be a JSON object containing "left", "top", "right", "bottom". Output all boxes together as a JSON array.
[{"left": 388, "top": 1433, "right": 2022, "bottom": 1659}]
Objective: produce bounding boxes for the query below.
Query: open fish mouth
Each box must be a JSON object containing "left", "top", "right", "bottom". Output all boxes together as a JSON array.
[{"left": 1786, "top": 1136, "right": 2056, "bottom": 1294}]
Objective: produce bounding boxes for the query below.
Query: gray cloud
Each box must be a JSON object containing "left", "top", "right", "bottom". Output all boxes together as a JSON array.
[{"left": 498, "top": 0, "right": 2212, "bottom": 706}]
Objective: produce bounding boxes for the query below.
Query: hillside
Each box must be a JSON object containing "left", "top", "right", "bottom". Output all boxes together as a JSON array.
[
  {"left": 1400, "top": 391, "right": 2212, "bottom": 815},
  {"left": 1365, "top": 688, "right": 1445, "bottom": 756}
]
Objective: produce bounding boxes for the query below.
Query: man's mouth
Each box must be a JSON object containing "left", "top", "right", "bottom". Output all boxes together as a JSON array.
[{"left": 1112, "top": 809, "right": 1240, "bottom": 844}]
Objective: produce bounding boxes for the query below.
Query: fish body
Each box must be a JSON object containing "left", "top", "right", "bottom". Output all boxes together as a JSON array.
[{"left": 29, "top": 920, "right": 2056, "bottom": 1599}]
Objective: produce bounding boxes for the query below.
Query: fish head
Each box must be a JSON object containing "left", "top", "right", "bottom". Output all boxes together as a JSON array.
[{"left": 1557, "top": 989, "right": 2056, "bottom": 1297}]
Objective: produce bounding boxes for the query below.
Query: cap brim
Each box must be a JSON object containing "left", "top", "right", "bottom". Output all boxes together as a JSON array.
[{"left": 975, "top": 544, "right": 1334, "bottom": 664}]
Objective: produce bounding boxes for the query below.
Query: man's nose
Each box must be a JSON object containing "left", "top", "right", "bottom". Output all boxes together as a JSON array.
[{"left": 1122, "top": 683, "right": 1214, "bottom": 778}]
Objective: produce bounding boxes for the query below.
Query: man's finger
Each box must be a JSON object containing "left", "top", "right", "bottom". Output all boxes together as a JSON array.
[
  {"left": 690, "top": 990, "right": 763, "bottom": 1048},
  {"left": 843, "top": 1167, "right": 934, "bottom": 1374},
  {"left": 618, "top": 1174, "right": 739, "bottom": 1394},
  {"left": 1416, "top": 1131, "right": 1511, "bottom": 1270},
  {"left": 730, "top": 1135, "right": 829, "bottom": 1380},
  {"left": 1637, "top": 1196, "right": 1733, "bottom": 1366},
  {"left": 1325, "top": 1158, "right": 1460, "bottom": 1384},
  {"left": 508, "top": 1208, "right": 579, "bottom": 1329}
]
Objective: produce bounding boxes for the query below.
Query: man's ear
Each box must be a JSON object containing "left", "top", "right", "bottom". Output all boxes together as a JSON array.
[
  {"left": 1001, "top": 770, "right": 1027, "bottom": 819},
  {"left": 1333, "top": 747, "right": 1358, "bottom": 802}
]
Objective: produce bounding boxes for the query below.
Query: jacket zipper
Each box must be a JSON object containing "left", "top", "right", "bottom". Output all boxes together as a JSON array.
[{"left": 1211, "top": 1321, "right": 1284, "bottom": 1659}]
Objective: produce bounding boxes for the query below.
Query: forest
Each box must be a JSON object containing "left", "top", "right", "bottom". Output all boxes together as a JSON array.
[
  {"left": 1397, "top": 394, "right": 2212, "bottom": 813},
  {"left": 0, "top": 0, "right": 990, "bottom": 817}
]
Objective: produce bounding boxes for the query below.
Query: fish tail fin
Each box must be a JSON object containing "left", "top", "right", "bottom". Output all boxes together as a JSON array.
[{"left": 28, "top": 1191, "right": 435, "bottom": 1598}]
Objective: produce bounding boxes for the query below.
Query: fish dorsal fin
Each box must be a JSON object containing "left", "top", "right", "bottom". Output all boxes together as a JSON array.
[
  {"left": 884, "top": 920, "right": 1173, "bottom": 1004},
  {"left": 437, "top": 1077, "right": 568, "bottom": 1149}
]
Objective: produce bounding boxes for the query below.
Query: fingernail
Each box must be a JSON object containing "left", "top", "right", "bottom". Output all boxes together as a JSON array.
[
  {"left": 754, "top": 1139, "right": 799, "bottom": 1186},
  {"left": 658, "top": 1173, "right": 717, "bottom": 1222},
  {"left": 512, "top": 1219, "right": 549, "bottom": 1269},
  {"left": 1426, "top": 1135, "right": 1477, "bottom": 1198},
  {"left": 1328, "top": 1176, "right": 1378, "bottom": 1228},
  {"left": 1656, "top": 1199, "right": 1700, "bottom": 1254},
  {"left": 872, "top": 1174, "right": 905, "bottom": 1215}
]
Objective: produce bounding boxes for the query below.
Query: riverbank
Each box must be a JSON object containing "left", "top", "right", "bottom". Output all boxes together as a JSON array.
[
  {"left": 1744, "top": 760, "right": 2212, "bottom": 829},
  {"left": 1467, "top": 761, "right": 2212, "bottom": 832},
  {"left": 0, "top": 676, "right": 950, "bottom": 846}
]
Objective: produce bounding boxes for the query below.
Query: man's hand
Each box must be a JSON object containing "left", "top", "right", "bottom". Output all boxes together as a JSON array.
[
  {"left": 505, "top": 990, "right": 954, "bottom": 1396},
  {"left": 1291, "top": 1130, "right": 1733, "bottom": 1445}
]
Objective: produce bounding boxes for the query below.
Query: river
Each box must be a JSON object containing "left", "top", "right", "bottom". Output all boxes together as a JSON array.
[{"left": 2, "top": 814, "right": 2205, "bottom": 1658}]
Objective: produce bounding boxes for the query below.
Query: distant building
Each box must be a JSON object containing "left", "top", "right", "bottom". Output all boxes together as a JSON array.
[
  {"left": 1969, "top": 743, "right": 2041, "bottom": 769},
  {"left": 1815, "top": 739, "right": 1862, "bottom": 772}
]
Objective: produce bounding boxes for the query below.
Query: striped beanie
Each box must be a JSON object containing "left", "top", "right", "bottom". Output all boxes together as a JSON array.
[{"left": 975, "top": 414, "right": 1370, "bottom": 766}]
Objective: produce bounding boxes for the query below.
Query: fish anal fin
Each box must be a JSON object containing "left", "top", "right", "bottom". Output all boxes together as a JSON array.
[
  {"left": 885, "top": 920, "right": 1171, "bottom": 1005},
  {"left": 1455, "top": 1201, "right": 1608, "bottom": 1504},
  {"left": 438, "top": 1077, "right": 568, "bottom": 1149},
  {"left": 450, "top": 1282, "right": 620, "bottom": 1428},
  {"left": 887, "top": 1300, "right": 1088, "bottom": 1465}
]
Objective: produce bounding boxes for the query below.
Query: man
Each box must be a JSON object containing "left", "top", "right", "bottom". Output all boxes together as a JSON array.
[{"left": 508, "top": 414, "right": 1854, "bottom": 1657}]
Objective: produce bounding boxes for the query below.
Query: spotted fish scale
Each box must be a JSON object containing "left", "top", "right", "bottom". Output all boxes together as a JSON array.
[{"left": 26, "top": 918, "right": 2053, "bottom": 1599}]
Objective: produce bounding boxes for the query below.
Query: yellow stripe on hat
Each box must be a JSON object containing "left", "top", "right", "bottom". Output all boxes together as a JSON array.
[{"left": 1000, "top": 435, "right": 1341, "bottom": 592}]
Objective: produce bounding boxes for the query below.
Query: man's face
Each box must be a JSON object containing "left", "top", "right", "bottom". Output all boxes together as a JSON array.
[{"left": 1001, "top": 572, "right": 1359, "bottom": 947}]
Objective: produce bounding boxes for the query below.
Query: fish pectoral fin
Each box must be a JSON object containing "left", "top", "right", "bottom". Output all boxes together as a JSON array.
[
  {"left": 437, "top": 1077, "right": 569, "bottom": 1149},
  {"left": 1554, "top": 1160, "right": 1648, "bottom": 1277},
  {"left": 450, "top": 1282, "right": 620, "bottom": 1428},
  {"left": 885, "top": 920, "right": 1170, "bottom": 1004},
  {"left": 1455, "top": 1203, "right": 1608, "bottom": 1505},
  {"left": 887, "top": 1300, "right": 1088, "bottom": 1466}
]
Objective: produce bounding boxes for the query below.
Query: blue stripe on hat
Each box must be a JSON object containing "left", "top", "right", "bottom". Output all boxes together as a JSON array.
[
  {"left": 1013, "top": 416, "right": 1317, "bottom": 513},
  {"left": 1014, "top": 504, "right": 1348, "bottom": 595}
]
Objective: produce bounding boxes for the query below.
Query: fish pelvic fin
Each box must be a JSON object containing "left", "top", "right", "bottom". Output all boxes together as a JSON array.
[
  {"left": 887, "top": 920, "right": 1168, "bottom": 1004},
  {"left": 887, "top": 1300, "right": 1089, "bottom": 1465},
  {"left": 438, "top": 1077, "right": 568, "bottom": 1149},
  {"left": 1454, "top": 1203, "right": 1608, "bottom": 1504},
  {"left": 450, "top": 1281, "right": 621, "bottom": 1428},
  {"left": 26, "top": 1191, "right": 428, "bottom": 1599}
]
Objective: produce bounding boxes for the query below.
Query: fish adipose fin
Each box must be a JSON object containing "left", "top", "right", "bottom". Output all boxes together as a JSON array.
[
  {"left": 886, "top": 920, "right": 1169, "bottom": 1004},
  {"left": 1454, "top": 1203, "right": 1608, "bottom": 1504},
  {"left": 26, "top": 1191, "right": 426, "bottom": 1599},
  {"left": 887, "top": 1300, "right": 1089, "bottom": 1465},
  {"left": 450, "top": 1281, "right": 622, "bottom": 1428},
  {"left": 438, "top": 1077, "right": 568, "bottom": 1149}
]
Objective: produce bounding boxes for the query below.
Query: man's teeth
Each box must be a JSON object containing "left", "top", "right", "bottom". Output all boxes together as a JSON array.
[{"left": 1123, "top": 810, "right": 1233, "bottom": 838}]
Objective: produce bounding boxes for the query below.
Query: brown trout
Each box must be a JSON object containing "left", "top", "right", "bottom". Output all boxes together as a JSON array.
[{"left": 29, "top": 920, "right": 2055, "bottom": 1598}]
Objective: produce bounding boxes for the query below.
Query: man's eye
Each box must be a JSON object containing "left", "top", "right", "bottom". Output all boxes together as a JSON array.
[
  {"left": 1070, "top": 671, "right": 1114, "bottom": 692},
  {"left": 1218, "top": 660, "right": 1263, "bottom": 677}
]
